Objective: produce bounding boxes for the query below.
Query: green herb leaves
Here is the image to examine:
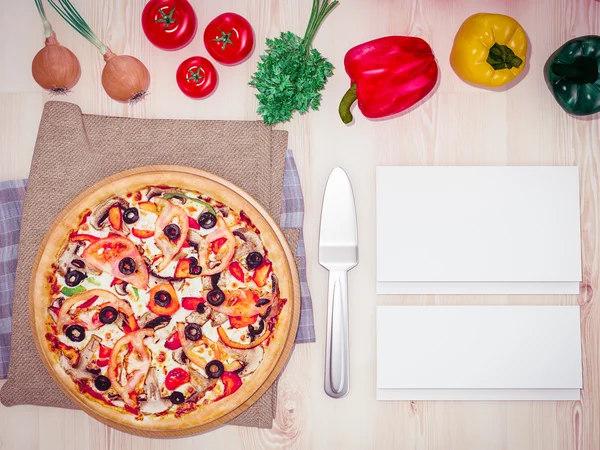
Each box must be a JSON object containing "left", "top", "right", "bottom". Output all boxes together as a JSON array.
[
  {"left": 249, "top": 0, "right": 339, "bottom": 126},
  {"left": 250, "top": 32, "right": 334, "bottom": 125}
]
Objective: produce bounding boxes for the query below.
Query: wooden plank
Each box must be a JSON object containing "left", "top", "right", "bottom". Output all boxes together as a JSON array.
[{"left": 1, "top": 0, "right": 599, "bottom": 448}]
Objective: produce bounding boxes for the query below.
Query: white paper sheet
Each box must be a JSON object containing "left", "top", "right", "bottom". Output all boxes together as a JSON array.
[
  {"left": 376, "top": 166, "right": 582, "bottom": 294},
  {"left": 376, "top": 306, "right": 582, "bottom": 401}
]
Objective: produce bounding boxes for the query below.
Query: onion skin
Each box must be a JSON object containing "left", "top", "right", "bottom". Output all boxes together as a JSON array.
[
  {"left": 102, "top": 50, "right": 150, "bottom": 103},
  {"left": 32, "top": 34, "right": 81, "bottom": 93}
]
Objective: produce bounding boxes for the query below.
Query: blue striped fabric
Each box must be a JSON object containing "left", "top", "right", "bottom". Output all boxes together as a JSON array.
[
  {"left": 281, "top": 149, "right": 315, "bottom": 343},
  {"left": 0, "top": 152, "right": 315, "bottom": 378},
  {"left": 0, "top": 179, "right": 27, "bottom": 378}
]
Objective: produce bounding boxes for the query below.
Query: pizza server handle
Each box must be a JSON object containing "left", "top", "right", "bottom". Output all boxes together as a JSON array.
[{"left": 324, "top": 269, "right": 349, "bottom": 398}]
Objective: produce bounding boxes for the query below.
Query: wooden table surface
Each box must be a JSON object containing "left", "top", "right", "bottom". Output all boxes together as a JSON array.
[{"left": 1, "top": 0, "right": 599, "bottom": 448}]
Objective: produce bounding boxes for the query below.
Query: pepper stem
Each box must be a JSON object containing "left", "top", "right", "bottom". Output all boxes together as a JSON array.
[
  {"left": 338, "top": 84, "right": 357, "bottom": 124},
  {"left": 486, "top": 43, "right": 523, "bottom": 70},
  {"left": 551, "top": 57, "right": 599, "bottom": 85}
]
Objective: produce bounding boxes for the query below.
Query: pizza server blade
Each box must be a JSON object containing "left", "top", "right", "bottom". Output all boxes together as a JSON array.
[{"left": 318, "top": 167, "right": 358, "bottom": 399}]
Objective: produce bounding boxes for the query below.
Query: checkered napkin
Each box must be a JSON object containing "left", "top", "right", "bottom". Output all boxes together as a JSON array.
[
  {"left": 0, "top": 180, "right": 27, "bottom": 378},
  {"left": 0, "top": 151, "right": 314, "bottom": 379}
]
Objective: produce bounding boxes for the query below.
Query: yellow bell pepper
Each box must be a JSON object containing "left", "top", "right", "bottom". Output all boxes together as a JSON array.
[{"left": 450, "top": 13, "right": 528, "bottom": 87}]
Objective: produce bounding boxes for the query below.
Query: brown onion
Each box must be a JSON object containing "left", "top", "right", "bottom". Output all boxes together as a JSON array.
[
  {"left": 32, "top": 33, "right": 81, "bottom": 94},
  {"left": 102, "top": 49, "right": 150, "bottom": 103},
  {"left": 47, "top": 0, "right": 151, "bottom": 104}
]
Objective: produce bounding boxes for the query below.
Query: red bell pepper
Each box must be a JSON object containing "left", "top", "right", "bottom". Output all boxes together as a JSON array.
[
  {"left": 229, "top": 261, "right": 245, "bottom": 282},
  {"left": 69, "top": 233, "right": 99, "bottom": 244},
  {"left": 131, "top": 228, "right": 154, "bottom": 239},
  {"left": 165, "top": 331, "right": 182, "bottom": 350},
  {"left": 181, "top": 296, "right": 204, "bottom": 310},
  {"left": 108, "top": 205, "right": 122, "bottom": 231},
  {"left": 252, "top": 261, "right": 271, "bottom": 288},
  {"left": 339, "top": 36, "right": 438, "bottom": 123},
  {"left": 221, "top": 372, "right": 243, "bottom": 396}
]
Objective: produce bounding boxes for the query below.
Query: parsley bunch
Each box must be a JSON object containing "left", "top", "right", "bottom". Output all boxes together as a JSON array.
[{"left": 250, "top": 0, "right": 339, "bottom": 126}]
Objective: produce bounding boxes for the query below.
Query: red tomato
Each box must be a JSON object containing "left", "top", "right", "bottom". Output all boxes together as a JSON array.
[
  {"left": 147, "top": 283, "right": 180, "bottom": 316},
  {"left": 82, "top": 236, "right": 149, "bottom": 290},
  {"left": 165, "top": 367, "right": 190, "bottom": 390},
  {"left": 217, "top": 290, "right": 264, "bottom": 317},
  {"left": 142, "top": 0, "right": 197, "bottom": 51},
  {"left": 176, "top": 56, "right": 218, "bottom": 99},
  {"left": 204, "top": 13, "right": 254, "bottom": 65}
]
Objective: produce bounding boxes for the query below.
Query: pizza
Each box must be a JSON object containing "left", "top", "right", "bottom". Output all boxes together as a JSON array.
[{"left": 32, "top": 170, "right": 297, "bottom": 433}]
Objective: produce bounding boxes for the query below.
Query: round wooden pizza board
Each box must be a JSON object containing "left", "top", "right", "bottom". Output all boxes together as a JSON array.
[{"left": 28, "top": 166, "right": 301, "bottom": 437}]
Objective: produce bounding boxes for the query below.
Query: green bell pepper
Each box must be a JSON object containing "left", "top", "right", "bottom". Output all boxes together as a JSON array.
[{"left": 544, "top": 35, "right": 600, "bottom": 116}]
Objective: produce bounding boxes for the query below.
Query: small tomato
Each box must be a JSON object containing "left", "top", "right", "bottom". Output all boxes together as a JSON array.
[{"left": 176, "top": 56, "right": 218, "bottom": 99}]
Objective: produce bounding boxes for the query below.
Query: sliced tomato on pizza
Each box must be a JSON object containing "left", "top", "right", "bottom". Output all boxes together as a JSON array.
[
  {"left": 154, "top": 198, "right": 190, "bottom": 272},
  {"left": 197, "top": 217, "right": 236, "bottom": 275},
  {"left": 57, "top": 289, "right": 139, "bottom": 332},
  {"left": 229, "top": 315, "right": 257, "bottom": 328},
  {"left": 82, "top": 236, "right": 149, "bottom": 289},
  {"left": 209, "top": 289, "right": 272, "bottom": 318},
  {"left": 176, "top": 322, "right": 221, "bottom": 369}
]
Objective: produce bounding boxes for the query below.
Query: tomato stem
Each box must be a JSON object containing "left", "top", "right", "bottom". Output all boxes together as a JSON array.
[
  {"left": 211, "top": 29, "right": 234, "bottom": 51},
  {"left": 154, "top": 7, "right": 177, "bottom": 30},
  {"left": 186, "top": 67, "right": 205, "bottom": 85}
]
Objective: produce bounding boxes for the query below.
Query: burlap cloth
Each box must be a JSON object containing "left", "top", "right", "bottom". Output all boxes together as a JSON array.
[{"left": 0, "top": 101, "right": 299, "bottom": 429}]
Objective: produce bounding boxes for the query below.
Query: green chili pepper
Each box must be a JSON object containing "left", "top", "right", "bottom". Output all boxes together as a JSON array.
[
  {"left": 544, "top": 35, "right": 600, "bottom": 116},
  {"left": 132, "top": 286, "right": 139, "bottom": 300},
  {"left": 86, "top": 277, "right": 101, "bottom": 286},
  {"left": 162, "top": 193, "right": 216, "bottom": 215},
  {"left": 61, "top": 285, "right": 86, "bottom": 297}
]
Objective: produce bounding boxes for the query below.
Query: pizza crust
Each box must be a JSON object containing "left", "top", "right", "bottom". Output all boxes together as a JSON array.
[{"left": 29, "top": 166, "right": 300, "bottom": 436}]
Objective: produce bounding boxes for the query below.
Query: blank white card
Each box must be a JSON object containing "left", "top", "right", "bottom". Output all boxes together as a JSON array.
[
  {"left": 377, "top": 306, "right": 582, "bottom": 401},
  {"left": 376, "top": 166, "right": 582, "bottom": 294}
]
